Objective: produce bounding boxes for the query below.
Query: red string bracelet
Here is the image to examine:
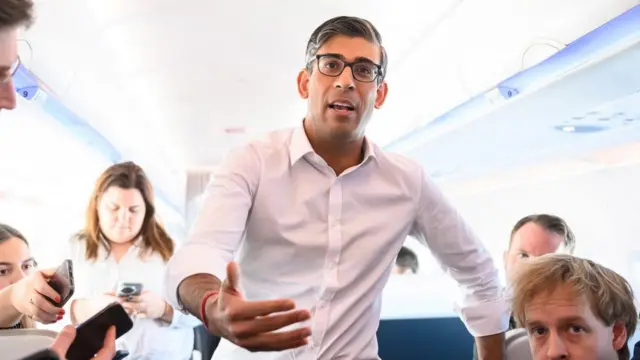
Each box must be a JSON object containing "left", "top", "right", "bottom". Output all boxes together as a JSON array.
[{"left": 200, "top": 290, "right": 219, "bottom": 331}]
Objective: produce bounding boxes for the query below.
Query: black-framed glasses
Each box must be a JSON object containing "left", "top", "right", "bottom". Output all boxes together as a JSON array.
[
  {"left": 311, "top": 54, "right": 382, "bottom": 83},
  {"left": 1, "top": 57, "right": 20, "bottom": 85}
]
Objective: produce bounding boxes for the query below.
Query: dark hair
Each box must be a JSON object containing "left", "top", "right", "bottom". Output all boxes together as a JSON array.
[
  {"left": 0, "top": 0, "right": 34, "bottom": 30},
  {"left": 510, "top": 214, "right": 575, "bottom": 254},
  {"left": 305, "top": 16, "right": 388, "bottom": 82},
  {"left": 396, "top": 246, "right": 419, "bottom": 274},
  {"left": 75, "top": 161, "right": 174, "bottom": 262},
  {"left": 0, "top": 222, "right": 27, "bottom": 245}
]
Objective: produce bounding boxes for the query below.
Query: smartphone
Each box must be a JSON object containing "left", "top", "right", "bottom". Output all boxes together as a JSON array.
[
  {"left": 116, "top": 282, "right": 143, "bottom": 298},
  {"left": 19, "top": 349, "right": 60, "bottom": 360},
  {"left": 65, "top": 302, "right": 133, "bottom": 360},
  {"left": 45, "top": 259, "right": 74, "bottom": 307}
]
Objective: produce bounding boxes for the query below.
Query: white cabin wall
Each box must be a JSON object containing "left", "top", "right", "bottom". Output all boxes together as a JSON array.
[{"left": 434, "top": 162, "right": 640, "bottom": 287}]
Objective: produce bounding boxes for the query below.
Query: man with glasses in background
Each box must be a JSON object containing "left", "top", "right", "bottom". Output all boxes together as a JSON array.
[
  {"left": 0, "top": 0, "right": 30, "bottom": 111},
  {"left": 168, "top": 16, "right": 509, "bottom": 360}
]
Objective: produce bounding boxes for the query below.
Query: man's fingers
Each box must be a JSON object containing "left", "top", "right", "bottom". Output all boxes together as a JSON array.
[
  {"left": 50, "top": 325, "right": 76, "bottom": 358},
  {"left": 226, "top": 298, "right": 298, "bottom": 321},
  {"left": 229, "top": 309, "right": 311, "bottom": 339},
  {"left": 235, "top": 327, "right": 311, "bottom": 352},
  {"left": 94, "top": 326, "right": 116, "bottom": 359},
  {"left": 225, "top": 261, "right": 241, "bottom": 291}
]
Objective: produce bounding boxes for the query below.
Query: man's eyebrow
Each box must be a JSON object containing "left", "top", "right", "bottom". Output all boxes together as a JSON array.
[
  {"left": 525, "top": 320, "right": 545, "bottom": 328},
  {"left": 0, "top": 262, "right": 13, "bottom": 266},
  {"left": 22, "top": 257, "right": 36, "bottom": 264},
  {"left": 319, "top": 53, "right": 377, "bottom": 64},
  {"left": 558, "top": 316, "right": 586, "bottom": 324},
  {"left": 354, "top": 56, "right": 377, "bottom": 64}
]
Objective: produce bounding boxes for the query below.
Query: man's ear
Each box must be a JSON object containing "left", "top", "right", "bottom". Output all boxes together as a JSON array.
[
  {"left": 374, "top": 81, "right": 388, "bottom": 109},
  {"left": 611, "top": 321, "right": 628, "bottom": 351},
  {"left": 297, "top": 69, "right": 310, "bottom": 99}
]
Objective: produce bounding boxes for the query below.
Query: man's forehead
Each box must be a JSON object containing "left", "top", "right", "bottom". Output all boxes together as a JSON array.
[
  {"left": 0, "top": 27, "right": 19, "bottom": 69},
  {"left": 525, "top": 287, "right": 591, "bottom": 322},
  {"left": 511, "top": 222, "right": 564, "bottom": 252},
  {"left": 317, "top": 35, "right": 381, "bottom": 63}
]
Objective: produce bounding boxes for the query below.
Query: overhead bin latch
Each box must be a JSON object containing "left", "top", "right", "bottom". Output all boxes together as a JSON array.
[
  {"left": 484, "top": 85, "right": 520, "bottom": 105},
  {"left": 496, "top": 85, "right": 519, "bottom": 99}
]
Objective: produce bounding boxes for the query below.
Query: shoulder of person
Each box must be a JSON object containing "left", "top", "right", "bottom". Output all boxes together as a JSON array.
[{"left": 632, "top": 341, "right": 640, "bottom": 360}]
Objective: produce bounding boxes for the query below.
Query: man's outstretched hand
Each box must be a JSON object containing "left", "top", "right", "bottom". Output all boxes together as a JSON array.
[{"left": 203, "top": 261, "right": 312, "bottom": 352}]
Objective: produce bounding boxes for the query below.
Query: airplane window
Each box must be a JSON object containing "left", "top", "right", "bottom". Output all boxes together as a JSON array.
[{"left": 0, "top": 100, "right": 112, "bottom": 268}]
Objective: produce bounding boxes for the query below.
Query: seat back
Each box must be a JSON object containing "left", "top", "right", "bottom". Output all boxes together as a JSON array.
[
  {"left": 505, "top": 328, "right": 533, "bottom": 360},
  {"left": 0, "top": 328, "right": 58, "bottom": 360},
  {"left": 191, "top": 325, "right": 220, "bottom": 360}
]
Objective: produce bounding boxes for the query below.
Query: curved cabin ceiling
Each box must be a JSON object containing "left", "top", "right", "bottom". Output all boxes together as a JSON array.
[{"left": 16, "top": 0, "right": 638, "bottom": 180}]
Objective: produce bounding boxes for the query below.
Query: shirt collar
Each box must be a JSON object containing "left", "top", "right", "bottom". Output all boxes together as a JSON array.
[{"left": 288, "top": 121, "right": 377, "bottom": 166}]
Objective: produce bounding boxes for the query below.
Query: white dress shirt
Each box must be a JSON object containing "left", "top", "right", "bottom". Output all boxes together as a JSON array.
[
  {"left": 67, "top": 239, "right": 199, "bottom": 360},
  {"left": 165, "top": 124, "right": 510, "bottom": 360}
]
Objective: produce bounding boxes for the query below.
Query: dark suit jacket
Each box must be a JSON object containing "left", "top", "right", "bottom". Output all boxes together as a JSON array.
[{"left": 631, "top": 341, "right": 640, "bottom": 360}]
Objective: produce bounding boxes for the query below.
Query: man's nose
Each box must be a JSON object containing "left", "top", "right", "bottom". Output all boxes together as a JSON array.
[
  {"left": 546, "top": 331, "right": 569, "bottom": 359},
  {"left": 334, "top": 66, "right": 355, "bottom": 90},
  {"left": 0, "top": 80, "right": 17, "bottom": 110}
]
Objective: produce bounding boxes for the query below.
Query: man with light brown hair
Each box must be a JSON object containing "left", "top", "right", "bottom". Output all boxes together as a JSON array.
[
  {"left": 511, "top": 254, "right": 638, "bottom": 360},
  {"left": 0, "top": 0, "right": 34, "bottom": 110}
]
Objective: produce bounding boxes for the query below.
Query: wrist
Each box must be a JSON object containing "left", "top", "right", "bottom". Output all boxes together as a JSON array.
[
  {"left": 161, "top": 302, "right": 174, "bottom": 323},
  {"left": 199, "top": 290, "right": 219, "bottom": 331}
]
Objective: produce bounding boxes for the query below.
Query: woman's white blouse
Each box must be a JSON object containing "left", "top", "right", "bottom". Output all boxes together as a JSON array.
[{"left": 66, "top": 239, "right": 200, "bottom": 360}]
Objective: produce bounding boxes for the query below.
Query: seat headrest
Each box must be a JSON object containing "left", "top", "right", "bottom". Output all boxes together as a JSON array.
[
  {"left": 1, "top": 329, "right": 58, "bottom": 360},
  {"left": 505, "top": 328, "right": 533, "bottom": 360}
]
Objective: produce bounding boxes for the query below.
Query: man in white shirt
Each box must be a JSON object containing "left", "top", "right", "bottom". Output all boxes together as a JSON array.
[{"left": 165, "top": 15, "right": 509, "bottom": 360}]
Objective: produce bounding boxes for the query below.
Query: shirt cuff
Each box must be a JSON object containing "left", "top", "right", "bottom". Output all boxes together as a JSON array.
[
  {"left": 163, "top": 243, "right": 228, "bottom": 311},
  {"left": 454, "top": 297, "right": 511, "bottom": 337}
]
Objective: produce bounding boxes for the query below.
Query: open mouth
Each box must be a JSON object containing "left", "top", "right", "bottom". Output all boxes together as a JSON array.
[{"left": 328, "top": 102, "right": 355, "bottom": 112}]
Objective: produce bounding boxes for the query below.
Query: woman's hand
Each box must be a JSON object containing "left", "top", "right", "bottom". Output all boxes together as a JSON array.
[
  {"left": 123, "top": 290, "right": 169, "bottom": 320},
  {"left": 10, "top": 268, "right": 64, "bottom": 324}
]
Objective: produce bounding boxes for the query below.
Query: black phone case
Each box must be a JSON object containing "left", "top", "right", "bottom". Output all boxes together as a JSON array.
[
  {"left": 19, "top": 349, "right": 60, "bottom": 360},
  {"left": 65, "top": 302, "right": 133, "bottom": 360},
  {"left": 46, "top": 259, "right": 75, "bottom": 307}
]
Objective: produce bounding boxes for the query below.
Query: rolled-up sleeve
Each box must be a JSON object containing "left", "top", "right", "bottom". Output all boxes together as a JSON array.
[
  {"left": 410, "top": 168, "right": 510, "bottom": 337},
  {"left": 164, "top": 146, "right": 260, "bottom": 309}
]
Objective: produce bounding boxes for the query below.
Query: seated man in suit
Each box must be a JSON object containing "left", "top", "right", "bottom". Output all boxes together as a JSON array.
[
  {"left": 512, "top": 254, "right": 637, "bottom": 360},
  {"left": 473, "top": 214, "right": 575, "bottom": 358}
]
